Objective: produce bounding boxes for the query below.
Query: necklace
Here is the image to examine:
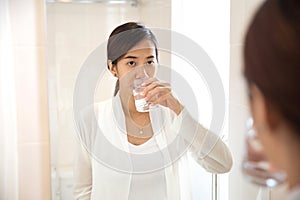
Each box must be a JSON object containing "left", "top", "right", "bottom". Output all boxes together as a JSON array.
[
  {"left": 139, "top": 126, "right": 147, "bottom": 135},
  {"left": 139, "top": 128, "right": 143, "bottom": 135},
  {"left": 136, "top": 114, "right": 149, "bottom": 135},
  {"left": 127, "top": 112, "right": 150, "bottom": 137}
]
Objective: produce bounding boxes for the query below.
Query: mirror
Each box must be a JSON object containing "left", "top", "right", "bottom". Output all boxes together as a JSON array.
[{"left": 45, "top": 0, "right": 230, "bottom": 199}]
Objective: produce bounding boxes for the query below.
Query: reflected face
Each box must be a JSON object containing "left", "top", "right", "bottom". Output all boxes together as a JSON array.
[{"left": 111, "top": 39, "right": 157, "bottom": 93}]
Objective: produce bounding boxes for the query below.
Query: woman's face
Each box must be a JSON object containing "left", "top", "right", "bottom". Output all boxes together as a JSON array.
[
  {"left": 249, "top": 84, "right": 285, "bottom": 170},
  {"left": 112, "top": 39, "right": 157, "bottom": 93}
]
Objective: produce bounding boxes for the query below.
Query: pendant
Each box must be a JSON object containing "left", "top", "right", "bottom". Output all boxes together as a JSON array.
[{"left": 139, "top": 129, "right": 143, "bottom": 134}]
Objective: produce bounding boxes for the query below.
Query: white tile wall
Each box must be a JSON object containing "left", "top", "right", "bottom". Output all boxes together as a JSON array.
[
  {"left": 229, "top": 45, "right": 248, "bottom": 107},
  {"left": 18, "top": 142, "right": 51, "bottom": 200},
  {"left": 9, "top": 0, "right": 51, "bottom": 199},
  {"left": 9, "top": 0, "right": 45, "bottom": 46},
  {"left": 139, "top": 1, "right": 171, "bottom": 28},
  {"left": 14, "top": 46, "right": 49, "bottom": 144},
  {"left": 230, "top": 0, "right": 247, "bottom": 45}
]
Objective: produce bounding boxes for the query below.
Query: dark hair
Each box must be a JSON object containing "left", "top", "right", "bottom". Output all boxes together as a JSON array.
[
  {"left": 244, "top": 0, "right": 300, "bottom": 133},
  {"left": 107, "top": 22, "right": 158, "bottom": 96}
]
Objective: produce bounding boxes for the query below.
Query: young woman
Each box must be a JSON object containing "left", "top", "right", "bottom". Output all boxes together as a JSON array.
[
  {"left": 243, "top": 0, "right": 300, "bottom": 199},
  {"left": 74, "top": 22, "right": 232, "bottom": 200}
]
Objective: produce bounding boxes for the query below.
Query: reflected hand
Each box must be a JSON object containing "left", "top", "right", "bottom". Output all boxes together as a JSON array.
[
  {"left": 142, "top": 77, "right": 183, "bottom": 115},
  {"left": 246, "top": 139, "right": 267, "bottom": 162}
]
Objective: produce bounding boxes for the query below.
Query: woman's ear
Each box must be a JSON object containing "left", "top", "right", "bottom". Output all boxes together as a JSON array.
[{"left": 108, "top": 60, "right": 118, "bottom": 77}]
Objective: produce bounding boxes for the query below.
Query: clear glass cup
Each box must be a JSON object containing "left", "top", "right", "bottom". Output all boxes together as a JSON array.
[
  {"left": 132, "top": 76, "right": 150, "bottom": 112},
  {"left": 242, "top": 118, "right": 287, "bottom": 188}
]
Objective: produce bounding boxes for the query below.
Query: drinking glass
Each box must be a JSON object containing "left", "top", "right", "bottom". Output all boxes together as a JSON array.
[
  {"left": 132, "top": 76, "right": 150, "bottom": 112},
  {"left": 241, "top": 118, "right": 287, "bottom": 188}
]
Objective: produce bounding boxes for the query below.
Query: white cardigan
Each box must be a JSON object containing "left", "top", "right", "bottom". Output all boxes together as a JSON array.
[{"left": 74, "top": 94, "right": 233, "bottom": 200}]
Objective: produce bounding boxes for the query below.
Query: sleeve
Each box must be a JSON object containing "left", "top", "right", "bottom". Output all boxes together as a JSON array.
[
  {"left": 73, "top": 141, "right": 92, "bottom": 200},
  {"left": 73, "top": 106, "right": 95, "bottom": 200},
  {"left": 171, "top": 108, "right": 233, "bottom": 173}
]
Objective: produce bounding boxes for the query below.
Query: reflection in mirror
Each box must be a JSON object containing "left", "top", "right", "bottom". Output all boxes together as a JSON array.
[{"left": 45, "top": 0, "right": 231, "bottom": 199}]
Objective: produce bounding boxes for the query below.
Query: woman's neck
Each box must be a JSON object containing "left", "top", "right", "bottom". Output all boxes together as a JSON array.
[
  {"left": 119, "top": 91, "right": 151, "bottom": 126},
  {"left": 119, "top": 91, "right": 153, "bottom": 143},
  {"left": 119, "top": 91, "right": 140, "bottom": 117}
]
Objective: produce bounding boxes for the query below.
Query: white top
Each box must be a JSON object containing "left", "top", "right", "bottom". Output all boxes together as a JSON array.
[
  {"left": 288, "top": 186, "right": 300, "bottom": 200},
  {"left": 128, "top": 137, "right": 159, "bottom": 154},
  {"left": 73, "top": 94, "right": 233, "bottom": 200},
  {"left": 128, "top": 138, "right": 167, "bottom": 200}
]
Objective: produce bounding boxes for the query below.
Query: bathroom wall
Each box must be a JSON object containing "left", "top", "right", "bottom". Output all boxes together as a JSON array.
[{"left": 229, "top": 0, "right": 288, "bottom": 199}]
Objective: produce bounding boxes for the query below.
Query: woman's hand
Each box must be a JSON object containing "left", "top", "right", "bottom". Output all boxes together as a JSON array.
[{"left": 142, "top": 78, "right": 183, "bottom": 115}]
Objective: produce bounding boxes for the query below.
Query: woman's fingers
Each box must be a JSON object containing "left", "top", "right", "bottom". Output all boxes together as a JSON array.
[
  {"left": 144, "top": 85, "right": 171, "bottom": 102},
  {"left": 142, "top": 77, "right": 157, "bottom": 86},
  {"left": 143, "top": 81, "right": 161, "bottom": 95},
  {"left": 143, "top": 79, "right": 170, "bottom": 96},
  {"left": 141, "top": 79, "right": 183, "bottom": 115},
  {"left": 149, "top": 90, "right": 173, "bottom": 106}
]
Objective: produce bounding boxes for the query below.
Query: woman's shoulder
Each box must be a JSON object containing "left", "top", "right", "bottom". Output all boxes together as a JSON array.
[
  {"left": 76, "top": 98, "right": 113, "bottom": 122},
  {"left": 94, "top": 98, "right": 113, "bottom": 113}
]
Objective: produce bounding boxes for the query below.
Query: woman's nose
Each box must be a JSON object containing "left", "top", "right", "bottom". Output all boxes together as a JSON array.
[{"left": 134, "top": 66, "right": 148, "bottom": 79}]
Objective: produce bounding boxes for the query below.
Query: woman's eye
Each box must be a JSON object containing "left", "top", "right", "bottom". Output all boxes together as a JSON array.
[
  {"left": 127, "top": 61, "right": 136, "bottom": 67},
  {"left": 146, "top": 61, "right": 155, "bottom": 65}
]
